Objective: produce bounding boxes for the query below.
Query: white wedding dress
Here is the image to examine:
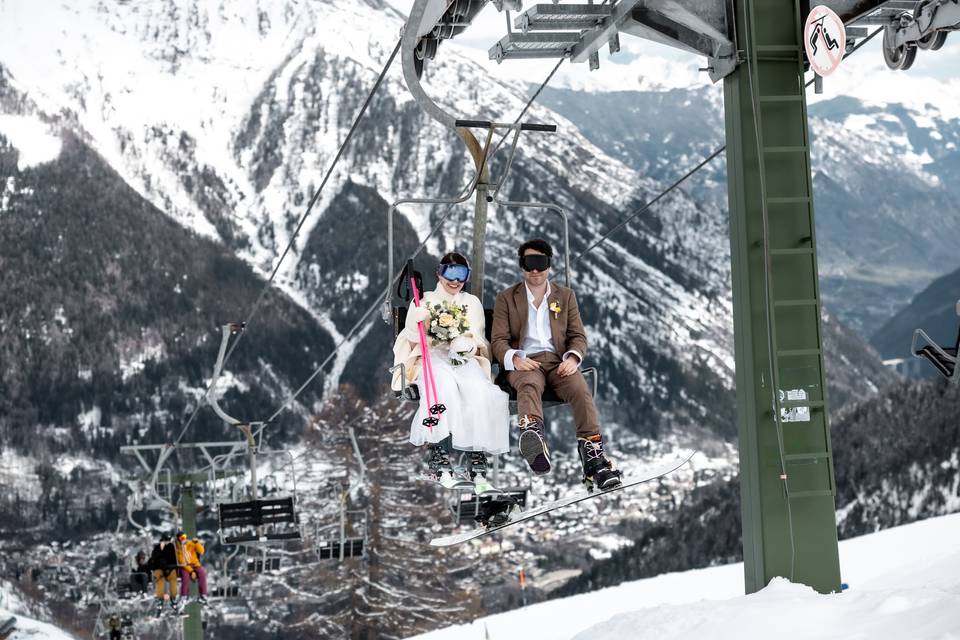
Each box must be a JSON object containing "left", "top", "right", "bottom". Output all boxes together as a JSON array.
[{"left": 395, "top": 286, "right": 510, "bottom": 455}]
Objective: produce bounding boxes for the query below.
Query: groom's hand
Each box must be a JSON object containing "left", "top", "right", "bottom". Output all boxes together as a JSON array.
[
  {"left": 557, "top": 356, "right": 579, "bottom": 377},
  {"left": 513, "top": 354, "right": 541, "bottom": 371}
]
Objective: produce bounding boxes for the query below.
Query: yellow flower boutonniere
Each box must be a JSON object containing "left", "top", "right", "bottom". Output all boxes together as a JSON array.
[{"left": 549, "top": 300, "right": 561, "bottom": 319}]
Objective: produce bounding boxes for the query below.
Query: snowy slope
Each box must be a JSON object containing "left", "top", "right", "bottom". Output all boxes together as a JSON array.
[
  {"left": 0, "top": 581, "right": 76, "bottom": 640},
  {"left": 409, "top": 513, "right": 960, "bottom": 640}
]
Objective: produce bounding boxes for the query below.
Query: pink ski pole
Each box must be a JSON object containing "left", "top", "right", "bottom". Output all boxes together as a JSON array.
[{"left": 411, "top": 276, "right": 445, "bottom": 427}]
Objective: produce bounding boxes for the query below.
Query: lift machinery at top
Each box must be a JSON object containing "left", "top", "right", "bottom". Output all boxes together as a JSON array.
[
  {"left": 399, "top": 0, "right": 959, "bottom": 598},
  {"left": 410, "top": 0, "right": 958, "bottom": 77}
]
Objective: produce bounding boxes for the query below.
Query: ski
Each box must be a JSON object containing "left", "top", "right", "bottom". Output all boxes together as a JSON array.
[{"left": 429, "top": 452, "right": 696, "bottom": 547}]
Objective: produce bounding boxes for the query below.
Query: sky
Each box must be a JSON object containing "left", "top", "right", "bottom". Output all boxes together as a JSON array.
[{"left": 386, "top": 0, "right": 960, "bottom": 112}]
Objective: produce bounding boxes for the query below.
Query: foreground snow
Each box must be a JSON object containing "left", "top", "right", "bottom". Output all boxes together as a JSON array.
[
  {"left": 0, "top": 582, "right": 76, "bottom": 640},
  {"left": 410, "top": 513, "right": 960, "bottom": 640}
]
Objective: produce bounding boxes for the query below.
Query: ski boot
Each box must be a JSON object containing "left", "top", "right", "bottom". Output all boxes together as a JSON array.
[
  {"left": 427, "top": 443, "right": 458, "bottom": 489},
  {"left": 469, "top": 451, "right": 496, "bottom": 495},
  {"left": 171, "top": 598, "right": 186, "bottom": 616},
  {"left": 518, "top": 414, "right": 551, "bottom": 475},
  {"left": 577, "top": 435, "right": 622, "bottom": 491},
  {"left": 154, "top": 599, "right": 164, "bottom": 617}
]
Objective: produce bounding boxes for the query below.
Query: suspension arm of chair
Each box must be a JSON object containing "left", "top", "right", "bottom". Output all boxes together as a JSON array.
[
  {"left": 388, "top": 363, "right": 415, "bottom": 401},
  {"left": 455, "top": 119, "right": 557, "bottom": 132},
  {"left": 911, "top": 328, "right": 955, "bottom": 364},
  {"left": 208, "top": 323, "right": 245, "bottom": 426}
]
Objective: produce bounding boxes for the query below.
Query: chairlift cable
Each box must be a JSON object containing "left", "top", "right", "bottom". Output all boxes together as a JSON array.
[
  {"left": 171, "top": 37, "right": 403, "bottom": 447},
  {"left": 572, "top": 27, "right": 882, "bottom": 266}
]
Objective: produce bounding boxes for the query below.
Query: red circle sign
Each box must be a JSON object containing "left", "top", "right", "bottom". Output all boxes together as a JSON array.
[{"left": 804, "top": 6, "right": 846, "bottom": 76}]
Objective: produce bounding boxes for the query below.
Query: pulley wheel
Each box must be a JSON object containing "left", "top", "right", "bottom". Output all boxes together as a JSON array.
[
  {"left": 915, "top": 0, "right": 949, "bottom": 50},
  {"left": 883, "top": 27, "right": 917, "bottom": 70},
  {"left": 883, "top": 41, "right": 917, "bottom": 70}
]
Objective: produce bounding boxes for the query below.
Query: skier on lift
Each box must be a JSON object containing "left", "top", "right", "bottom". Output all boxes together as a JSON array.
[
  {"left": 174, "top": 531, "right": 208, "bottom": 606},
  {"left": 492, "top": 239, "right": 622, "bottom": 490},
  {"left": 147, "top": 532, "right": 181, "bottom": 616}
]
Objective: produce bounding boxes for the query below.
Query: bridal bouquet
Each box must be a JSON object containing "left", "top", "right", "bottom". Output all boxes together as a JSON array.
[
  {"left": 427, "top": 300, "right": 470, "bottom": 342},
  {"left": 427, "top": 301, "right": 474, "bottom": 365}
]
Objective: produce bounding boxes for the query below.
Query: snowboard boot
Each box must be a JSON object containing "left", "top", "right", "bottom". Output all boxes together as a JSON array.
[
  {"left": 577, "top": 435, "right": 622, "bottom": 491},
  {"left": 169, "top": 598, "right": 182, "bottom": 615},
  {"left": 518, "top": 414, "right": 551, "bottom": 475},
  {"left": 469, "top": 451, "right": 495, "bottom": 495},
  {"left": 197, "top": 595, "right": 208, "bottom": 607},
  {"left": 427, "top": 443, "right": 457, "bottom": 489},
  {"left": 154, "top": 600, "right": 164, "bottom": 617}
]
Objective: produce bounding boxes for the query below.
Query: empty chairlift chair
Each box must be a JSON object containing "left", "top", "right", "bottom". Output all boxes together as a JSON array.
[
  {"left": 912, "top": 299, "right": 960, "bottom": 382},
  {"left": 218, "top": 496, "right": 302, "bottom": 545}
]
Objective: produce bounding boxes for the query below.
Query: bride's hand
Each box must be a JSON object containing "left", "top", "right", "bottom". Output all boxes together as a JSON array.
[
  {"left": 449, "top": 335, "right": 477, "bottom": 357},
  {"left": 404, "top": 306, "right": 431, "bottom": 332}
]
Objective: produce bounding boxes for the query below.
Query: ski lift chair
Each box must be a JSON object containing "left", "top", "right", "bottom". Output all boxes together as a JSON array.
[
  {"left": 218, "top": 497, "right": 302, "bottom": 545},
  {"left": 390, "top": 305, "right": 598, "bottom": 410},
  {"left": 245, "top": 556, "right": 281, "bottom": 573},
  {"left": 210, "top": 583, "right": 241, "bottom": 599},
  {"left": 911, "top": 300, "right": 960, "bottom": 382},
  {"left": 317, "top": 538, "right": 365, "bottom": 560},
  {"left": 206, "top": 323, "right": 305, "bottom": 545},
  {"left": 315, "top": 507, "right": 367, "bottom": 561}
]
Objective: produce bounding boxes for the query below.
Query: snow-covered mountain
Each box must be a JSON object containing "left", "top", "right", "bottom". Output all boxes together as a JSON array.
[{"left": 537, "top": 86, "right": 960, "bottom": 338}]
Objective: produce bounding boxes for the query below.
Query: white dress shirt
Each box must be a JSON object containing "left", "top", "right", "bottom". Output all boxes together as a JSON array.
[{"left": 503, "top": 282, "right": 582, "bottom": 371}]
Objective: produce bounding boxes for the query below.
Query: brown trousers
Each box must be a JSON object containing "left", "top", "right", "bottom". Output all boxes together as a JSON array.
[
  {"left": 153, "top": 569, "right": 177, "bottom": 599},
  {"left": 507, "top": 351, "right": 599, "bottom": 439}
]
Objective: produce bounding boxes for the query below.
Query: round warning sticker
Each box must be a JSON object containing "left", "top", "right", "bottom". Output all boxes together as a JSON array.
[{"left": 804, "top": 5, "right": 846, "bottom": 76}]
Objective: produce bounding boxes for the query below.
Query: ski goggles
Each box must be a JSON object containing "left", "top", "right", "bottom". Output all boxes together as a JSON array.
[
  {"left": 519, "top": 254, "right": 551, "bottom": 272},
  {"left": 438, "top": 263, "right": 471, "bottom": 283}
]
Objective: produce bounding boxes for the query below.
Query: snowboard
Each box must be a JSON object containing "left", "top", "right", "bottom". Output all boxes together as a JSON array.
[{"left": 429, "top": 452, "right": 697, "bottom": 547}]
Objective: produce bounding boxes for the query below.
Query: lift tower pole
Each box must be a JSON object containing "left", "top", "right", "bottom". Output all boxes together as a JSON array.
[
  {"left": 724, "top": 0, "right": 841, "bottom": 594},
  {"left": 180, "top": 482, "right": 204, "bottom": 640}
]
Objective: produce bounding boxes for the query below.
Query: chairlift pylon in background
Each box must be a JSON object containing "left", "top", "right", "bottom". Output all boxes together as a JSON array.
[
  {"left": 911, "top": 299, "right": 960, "bottom": 382},
  {"left": 207, "top": 323, "right": 303, "bottom": 546}
]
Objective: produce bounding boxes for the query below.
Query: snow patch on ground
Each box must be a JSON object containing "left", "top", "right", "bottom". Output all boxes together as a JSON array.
[
  {"left": 0, "top": 580, "right": 77, "bottom": 639},
  {"left": 410, "top": 513, "right": 960, "bottom": 640},
  {"left": 0, "top": 115, "right": 62, "bottom": 170},
  {"left": 119, "top": 342, "right": 165, "bottom": 382},
  {"left": 76, "top": 406, "right": 102, "bottom": 432}
]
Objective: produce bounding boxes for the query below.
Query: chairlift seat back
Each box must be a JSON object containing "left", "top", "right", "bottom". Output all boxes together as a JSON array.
[
  {"left": 317, "top": 538, "right": 364, "bottom": 560},
  {"left": 218, "top": 497, "right": 301, "bottom": 544},
  {"left": 914, "top": 323, "right": 960, "bottom": 379}
]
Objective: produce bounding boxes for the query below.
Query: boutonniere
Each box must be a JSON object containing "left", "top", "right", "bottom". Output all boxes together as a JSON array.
[{"left": 549, "top": 300, "right": 561, "bottom": 319}]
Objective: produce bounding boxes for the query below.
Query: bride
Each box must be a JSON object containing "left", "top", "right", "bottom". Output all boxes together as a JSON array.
[{"left": 392, "top": 252, "right": 509, "bottom": 489}]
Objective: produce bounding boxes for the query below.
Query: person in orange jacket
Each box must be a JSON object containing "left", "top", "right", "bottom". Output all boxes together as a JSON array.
[{"left": 174, "top": 531, "right": 208, "bottom": 605}]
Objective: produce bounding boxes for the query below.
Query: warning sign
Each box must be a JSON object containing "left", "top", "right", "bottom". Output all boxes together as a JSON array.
[{"left": 804, "top": 6, "right": 846, "bottom": 77}]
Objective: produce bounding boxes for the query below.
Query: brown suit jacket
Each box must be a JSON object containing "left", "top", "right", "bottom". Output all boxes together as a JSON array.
[{"left": 491, "top": 282, "right": 588, "bottom": 367}]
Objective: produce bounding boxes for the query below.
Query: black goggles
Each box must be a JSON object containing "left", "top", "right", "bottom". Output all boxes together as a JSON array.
[
  {"left": 519, "top": 254, "right": 551, "bottom": 272},
  {"left": 438, "top": 263, "right": 471, "bottom": 283}
]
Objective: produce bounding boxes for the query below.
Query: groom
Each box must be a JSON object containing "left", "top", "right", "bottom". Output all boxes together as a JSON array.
[{"left": 491, "top": 239, "right": 622, "bottom": 490}]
